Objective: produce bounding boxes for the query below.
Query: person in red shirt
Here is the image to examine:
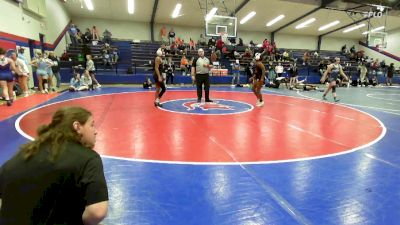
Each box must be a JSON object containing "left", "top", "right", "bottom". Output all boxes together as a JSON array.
[{"left": 216, "top": 38, "right": 224, "bottom": 51}]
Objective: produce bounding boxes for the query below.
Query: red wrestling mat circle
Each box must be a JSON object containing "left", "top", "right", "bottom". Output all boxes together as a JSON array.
[{"left": 18, "top": 91, "right": 384, "bottom": 163}]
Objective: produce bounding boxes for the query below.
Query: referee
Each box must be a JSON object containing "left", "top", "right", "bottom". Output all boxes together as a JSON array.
[{"left": 191, "top": 48, "right": 213, "bottom": 102}]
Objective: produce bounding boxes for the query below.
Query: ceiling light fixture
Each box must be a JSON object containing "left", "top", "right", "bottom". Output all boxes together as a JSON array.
[
  {"left": 266, "top": 15, "right": 285, "bottom": 27},
  {"left": 172, "top": 3, "right": 182, "bottom": 18},
  {"left": 84, "top": 0, "right": 94, "bottom": 11},
  {"left": 295, "top": 18, "right": 316, "bottom": 29},
  {"left": 205, "top": 7, "right": 218, "bottom": 21},
  {"left": 343, "top": 23, "right": 366, "bottom": 33},
  {"left": 318, "top": 20, "right": 340, "bottom": 31},
  {"left": 362, "top": 26, "right": 385, "bottom": 35},
  {"left": 240, "top": 11, "right": 256, "bottom": 24},
  {"left": 128, "top": 0, "right": 134, "bottom": 14}
]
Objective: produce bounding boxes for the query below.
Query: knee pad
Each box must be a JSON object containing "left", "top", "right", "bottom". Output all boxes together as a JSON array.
[{"left": 332, "top": 85, "right": 336, "bottom": 93}]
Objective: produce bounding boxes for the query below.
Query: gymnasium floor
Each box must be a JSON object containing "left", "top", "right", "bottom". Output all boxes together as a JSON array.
[{"left": 1, "top": 85, "right": 399, "bottom": 225}]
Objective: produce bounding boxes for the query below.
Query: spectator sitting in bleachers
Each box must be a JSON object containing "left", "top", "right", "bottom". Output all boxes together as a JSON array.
[
  {"left": 238, "top": 38, "right": 244, "bottom": 46},
  {"left": 208, "top": 37, "right": 216, "bottom": 47},
  {"left": 281, "top": 50, "right": 289, "bottom": 61},
  {"left": 229, "top": 37, "right": 236, "bottom": 45},
  {"left": 341, "top": 44, "right": 347, "bottom": 55},
  {"left": 275, "top": 62, "right": 284, "bottom": 77},
  {"left": 318, "top": 60, "right": 327, "bottom": 77},
  {"left": 198, "top": 34, "right": 207, "bottom": 46},
  {"left": 92, "top": 26, "right": 100, "bottom": 41},
  {"left": 216, "top": 38, "right": 224, "bottom": 51},
  {"left": 103, "top": 29, "right": 112, "bottom": 44},
  {"left": 189, "top": 38, "right": 196, "bottom": 51},
  {"left": 233, "top": 50, "right": 242, "bottom": 59},
  {"left": 350, "top": 45, "right": 356, "bottom": 54},
  {"left": 160, "top": 26, "right": 167, "bottom": 44},
  {"left": 169, "top": 28, "right": 176, "bottom": 45},
  {"left": 102, "top": 43, "right": 111, "bottom": 52},
  {"left": 76, "top": 30, "right": 83, "bottom": 44},
  {"left": 112, "top": 48, "right": 119, "bottom": 63},
  {"left": 102, "top": 49, "right": 112, "bottom": 69},
  {"left": 83, "top": 28, "right": 92, "bottom": 44},
  {"left": 210, "top": 50, "right": 218, "bottom": 63},
  {"left": 249, "top": 40, "right": 256, "bottom": 48},
  {"left": 180, "top": 55, "right": 188, "bottom": 76},
  {"left": 177, "top": 40, "right": 187, "bottom": 55},
  {"left": 60, "top": 50, "right": 69, "bottom": 61},
  {"left": 69, "top": 73, "right": 80, "bottom": 91},
  {"left": 221, "top": 45, "right": 230, "bottom": 55},
  {"left": 69, "top": 24, "right": 78, "bottom": 45},
  {"left": 170, "top": 42, "right": 177, "bottom": 55},
  {"left": 313, "top": 51, "right": 319, "bottom": 58},
  {"left": 243, "top": 47, "right": 253, "bottom": 58},
  {"left": 303, "top": 51, "right": 310, "bottom": 65},
  {"left": 261, "top": 39, "right": 270, "bottom": 60},
  {"left": 356, "top": 50, "right": 365, "bottom": 61},
  {"left": 175, "top": 37, "right": 183, "bottom": 45}
]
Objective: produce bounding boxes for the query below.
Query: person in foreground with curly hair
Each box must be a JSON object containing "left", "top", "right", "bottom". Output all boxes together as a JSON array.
[{"left": 0, "top": 106, "right": 108, "bottom": 225}]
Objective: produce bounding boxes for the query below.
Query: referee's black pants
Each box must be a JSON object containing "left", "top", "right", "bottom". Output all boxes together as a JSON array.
[{"left": 196, "top": 73, "right": 210, "bottom": 101}]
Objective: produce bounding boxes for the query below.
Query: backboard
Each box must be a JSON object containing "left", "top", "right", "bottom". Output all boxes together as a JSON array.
[{"left": 205, "top": 15, "right": 237, "bottom": 38}]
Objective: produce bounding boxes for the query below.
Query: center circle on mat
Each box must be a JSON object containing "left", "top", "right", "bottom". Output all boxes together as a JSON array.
[
  {"left": 159, "top": 98, "right": 253, "bottom": 115},
  {"left": 17, "top": 91, "right": 385, "bottom": 164}
]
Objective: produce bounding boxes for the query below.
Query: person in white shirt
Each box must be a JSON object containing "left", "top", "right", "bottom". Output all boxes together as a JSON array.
[
  {"left": 11, "top": 53, "right": 30, "bottom": 97},
  {"left": 275, "top": 62, "right": 284, "bottom": 77},
  {"left": 78, "top": 70, "right": 93, "bottom": 91},
  {"left": 69, "top": 73, "right": 80, "bottom": 92}
]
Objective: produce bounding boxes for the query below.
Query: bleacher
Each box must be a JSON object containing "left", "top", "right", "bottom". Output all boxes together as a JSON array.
[{"left": 59, "top": 39, "right": 398, "bottom": 85}]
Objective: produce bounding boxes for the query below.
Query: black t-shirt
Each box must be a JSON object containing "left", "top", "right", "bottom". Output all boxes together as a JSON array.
[
  {"left": 0, "top": 142, "right": 108, "bottom": 225},
  {"left": 169, "top": 31, "right": 175, "bottom": 38}
]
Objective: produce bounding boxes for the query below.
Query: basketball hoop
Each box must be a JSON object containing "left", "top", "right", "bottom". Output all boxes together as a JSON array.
[
  {"left": 368, "top": 31, "right": 387, "bottom": 50},
  {"left": 205, "top": 15, "right": 237, "bottom": 38}
]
